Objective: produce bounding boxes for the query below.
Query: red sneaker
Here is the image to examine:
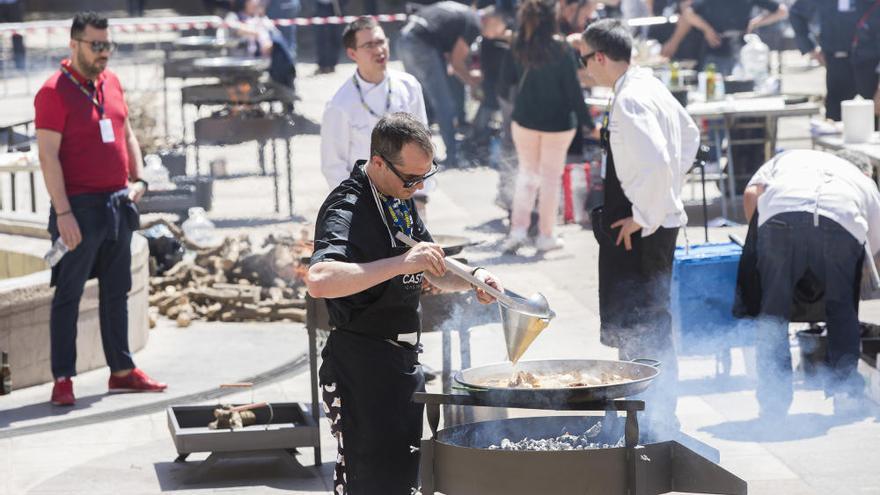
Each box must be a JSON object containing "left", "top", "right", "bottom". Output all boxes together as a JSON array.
[
  {"left": 51, "top": 377, "right": 75, "bottom": 406},
  {"left": 108, "top": 368, "right": 167, "bottom": 393}
]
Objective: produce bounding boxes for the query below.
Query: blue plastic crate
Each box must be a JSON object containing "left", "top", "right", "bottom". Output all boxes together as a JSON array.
[{"left": 671, "top": 242, "right": 754, "bottom": 355}]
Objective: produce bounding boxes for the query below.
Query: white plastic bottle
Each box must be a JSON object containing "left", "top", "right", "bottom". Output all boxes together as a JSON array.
[
  {"left": 44, "top": 238, "right": 69, "bottom": 267},
  {"left": 181, "top": 207, "right": 218, "bottom": 247},
  {"left": 142, "top": 154, "right": 173, "bottom": 191},
  {"left": 740, "top": 34, "right": 770, "bottom": 90}
]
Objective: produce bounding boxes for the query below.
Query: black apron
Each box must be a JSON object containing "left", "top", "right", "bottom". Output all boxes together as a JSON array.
[
  {"left": 591, "top": 126, "right": 679, "bottom": 349},
  {"left": 319, "top": 245, "right": 426, "bottom": 494}
]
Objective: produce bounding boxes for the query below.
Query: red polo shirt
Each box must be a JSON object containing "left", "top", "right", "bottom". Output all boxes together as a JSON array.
[{"left": 34, "top": 60, "right": 130, "bottom": 197}]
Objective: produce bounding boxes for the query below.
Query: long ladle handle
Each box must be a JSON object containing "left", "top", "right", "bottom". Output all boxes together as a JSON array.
[{"left": 394, "top": 231, "right": 516, "bottom": 306}]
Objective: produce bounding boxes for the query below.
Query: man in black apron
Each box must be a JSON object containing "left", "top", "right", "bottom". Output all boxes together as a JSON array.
[
  {"left": 307, "top": 113, "right": 501, "bottom": 494},
  {"left": 580, "top": 20, "right": 702, "bottom": 440}
]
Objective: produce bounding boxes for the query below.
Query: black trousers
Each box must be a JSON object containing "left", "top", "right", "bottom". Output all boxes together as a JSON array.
[
  {"left": 825, "top": 56, "right": 859, "bottom": 122},
  {"left": 593, "top": 210, "right": 680, "bottom": 434},
  {"left": 315, "top": 1, "right": 343, "bottom": 69},
  {"left": 320, "top": 330, "right": 425, "bottom": 495},
  {"left": 48, "top": 191, "right": 138, "bottom": 378},
  {"left": 0, "top": 2, "right": 25, "bottom": 70}
]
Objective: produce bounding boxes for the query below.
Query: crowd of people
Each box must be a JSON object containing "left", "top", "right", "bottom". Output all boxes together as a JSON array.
[{"left": 18, "top": 2, "right": 880, "bottom": 494}]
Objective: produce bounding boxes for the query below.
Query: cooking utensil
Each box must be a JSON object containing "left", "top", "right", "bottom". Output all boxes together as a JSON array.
[
  {"left": 395, "top": 231, "right": 555, "bottom": 362},
  {"left": 393, "top": 231, "right": 545, "bottom": 314},
  {"left": 431, "top": 234, "right": 481, "bottom": 256},
  {"left": 454, "top": 358, "right": 661, "bottom": 404}
]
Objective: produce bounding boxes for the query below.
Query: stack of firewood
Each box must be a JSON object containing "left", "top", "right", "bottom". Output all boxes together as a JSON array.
[{"left": 146, "top": 221, "right": 313, "bottom": 327}]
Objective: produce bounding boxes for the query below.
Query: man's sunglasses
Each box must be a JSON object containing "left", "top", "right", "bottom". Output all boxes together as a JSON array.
[
  {"left": 579, "top": 51, "right": 598, "bottom": 68},
  {"left": 379, "top": 154, "right": 441, "bottom": 189},
  {"left": 75, "top": 39, "right": 118, "bottom": 53}
]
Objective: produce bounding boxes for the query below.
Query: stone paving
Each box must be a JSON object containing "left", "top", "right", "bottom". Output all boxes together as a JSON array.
[{"left": 1, "top": 51, "right": 879, "bottom": 495}]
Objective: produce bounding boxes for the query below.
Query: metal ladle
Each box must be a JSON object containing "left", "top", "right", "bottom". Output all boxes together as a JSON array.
[{"left": 394, "top": 232, "right": 551, "bottom": 316}]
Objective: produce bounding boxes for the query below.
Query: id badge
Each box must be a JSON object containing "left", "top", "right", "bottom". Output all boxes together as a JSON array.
[
  {"left": 838, "top": 0, "right": 851, "bottom": 12},
  {"left": 99, "top": 118, "right": 115, "bottom": 143}
]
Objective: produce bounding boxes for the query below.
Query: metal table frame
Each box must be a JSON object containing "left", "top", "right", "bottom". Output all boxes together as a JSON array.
[{"left": 0, "top": 118, "right": 36, "bottom": 213}]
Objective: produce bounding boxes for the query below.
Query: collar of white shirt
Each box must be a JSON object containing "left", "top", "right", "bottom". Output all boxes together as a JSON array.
[{"left": 354, "top": 69, "right": 389, "bottom": 94}]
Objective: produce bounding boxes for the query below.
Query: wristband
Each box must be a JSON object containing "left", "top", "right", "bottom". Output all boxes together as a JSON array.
[
  {"left": 56, "top": 210, "right": 72, "bottom": 217},
  {"left": 134, "top": 178, "right": 149, "bottom": 191}
]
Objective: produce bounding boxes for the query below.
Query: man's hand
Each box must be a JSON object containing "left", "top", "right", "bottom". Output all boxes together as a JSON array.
[
  {"left": 128, "top": 181, "right": 146, "bottom": 203},
  {"left": 810, "top": 47, "right": 826, "bottom": 67},
  {"left": 57, "top": 213, "right": 82, "bottom": 251},
  {"left": 702, "top": 27, "right": 721, "bottom": 48},
  {"left": 611, "top": 217, "right": 642, "bottom": 251},
  {"left": 401, "top": 242, "right": 447, "bottom": 277},
  {"left": 472, "top": 268, "right": 503, "bottom": 304}
]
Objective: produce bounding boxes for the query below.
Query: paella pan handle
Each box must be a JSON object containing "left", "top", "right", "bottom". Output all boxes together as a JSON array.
[{"left": 631, "top": 358, "right": 661, "bottom": 368}]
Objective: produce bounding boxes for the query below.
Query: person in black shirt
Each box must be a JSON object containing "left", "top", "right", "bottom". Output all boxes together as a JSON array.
[
  {"left": 307, "top": 113, "right": 502, "bottom": 495},
  {"left": 498, "top": 0, "right": 591, "bottom": 254},
  {"left": 790, "top": 0, "right": 872, "bottom": 121},
  {"left": 663, "top": 0, "right": 788, "bottom": 75},
  {"left": 398, "top": 1, "right": 485, "bottom": 167}
]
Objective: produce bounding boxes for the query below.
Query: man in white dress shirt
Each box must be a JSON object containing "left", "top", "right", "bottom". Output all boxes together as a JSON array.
[
  {"left": 320, "top": 17, "right": 428, "bottom": 190},
  {"left": 743, "top": 149, "right": 880, "bottom": 417},
  {"left": 580, "top": 19, "right": 701, "bottom": 439}
]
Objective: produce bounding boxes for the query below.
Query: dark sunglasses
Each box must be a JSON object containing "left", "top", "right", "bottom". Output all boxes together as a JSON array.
[
  {"left": 75, "top": 38, "right": 118, "bottom": 53},
  {"left": 579, "top": 51, "right": 598, "bottom": 68},
  {"left": 379, "top": 154, "right": 441, "bottom": 189}
]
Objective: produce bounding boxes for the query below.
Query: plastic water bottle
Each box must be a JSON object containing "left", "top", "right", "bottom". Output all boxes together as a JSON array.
[
  {"left": 740, "top": 34, "right": 770, "bottom": 90},
  {"left": 44, "top": 238, "right": 69, "bottom": 267},
  {"left": 181, "top": 207, "right": 218, "bottom": 247},
  {"left": 143, "top": 154, "right": 173, "bottom": 191}
]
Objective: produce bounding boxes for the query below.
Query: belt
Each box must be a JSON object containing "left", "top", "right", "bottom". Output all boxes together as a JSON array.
[{"left": 833, "top": 51, "right": 849, "bottom": 59}]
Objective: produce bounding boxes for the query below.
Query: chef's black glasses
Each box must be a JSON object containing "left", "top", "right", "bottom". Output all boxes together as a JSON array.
[
  {"left": 75, "top": 38, "right": 118, "bottom": 53},
  {"left": 579, "top": 51, "right": 598, "bottom": 68},
  {"left": 379, "top": 153, "right": 441, "bottom": 189}
]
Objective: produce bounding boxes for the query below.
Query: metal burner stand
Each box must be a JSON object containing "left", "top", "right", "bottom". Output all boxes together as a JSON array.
[{"left": 415, "top": 392, "right": 747, "bottom": 495}]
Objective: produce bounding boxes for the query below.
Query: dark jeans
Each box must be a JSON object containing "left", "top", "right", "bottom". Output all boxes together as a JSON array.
[
  {"left": 0, "top": 1, "right": 25, "bottom": 70},
  {"left": 398, "top": 31, "right": 459, "bottom": 165},
  {"left": 756, "top": 212, "right": 864, "bottom": 413},
  {"left": 48, "top": 190, "right": 138, "bottom": 378},
  {"left": 593, "top": 213, "right": 680, "bottom": 436},
  {"left": 315, "top": 1, "right": 342, "bottom": 69}
]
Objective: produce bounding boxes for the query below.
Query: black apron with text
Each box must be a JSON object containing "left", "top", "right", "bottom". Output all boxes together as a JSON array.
[
  {"left": 591, "top": 127, "right": 679, "bottom": 348},
  {"left": 319, "top": 244, "right": 426, "bottom": 495}
]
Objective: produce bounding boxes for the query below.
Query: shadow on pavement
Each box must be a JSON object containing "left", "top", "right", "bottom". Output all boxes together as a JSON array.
[
  {"left": 0, "top": 393, "right": 107, "bottom": 429},
  {"left": 678, "top": 374, "right": 756, "bottom": 396},
  {"left": 154, "top": 456, "right": 332, "bottom": 492},
  {"left": 699, "top": 410, "right": 879, "bottom": 442}
]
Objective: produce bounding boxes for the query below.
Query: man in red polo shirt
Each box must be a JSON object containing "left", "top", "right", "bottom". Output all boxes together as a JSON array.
[{"left": 35, "top": 11, "right": 166, "bottom": 406}]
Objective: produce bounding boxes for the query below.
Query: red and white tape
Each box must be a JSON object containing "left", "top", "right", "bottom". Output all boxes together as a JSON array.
[{"left": 0, "top": 13, "right": 408, "bottom": 36}]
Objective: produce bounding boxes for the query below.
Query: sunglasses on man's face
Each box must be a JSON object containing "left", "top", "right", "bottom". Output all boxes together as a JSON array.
[
  {"left": 579, "top": 51, "right": 598, "bottom": 68},
  {"left": 379, "top": 154, "right": 441, "bottom": 189},
  {"left": 75, "top": 39, "right": 118, "bottom": 53}
]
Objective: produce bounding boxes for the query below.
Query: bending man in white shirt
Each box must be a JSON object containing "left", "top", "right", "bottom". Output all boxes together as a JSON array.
[
  {"left": 580, "top": 19, "right": 701, "bottom": 440},
  {"left": 320, "top": 17, "right": 428, "bottom": 192},
  {"left": 743, "top": 149, "right": 880, "bottom": 418}
]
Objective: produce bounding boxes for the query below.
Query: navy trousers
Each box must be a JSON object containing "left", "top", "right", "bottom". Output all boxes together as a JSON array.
[{"left": 48, "top": 190, "right": 138, "bottom": 378}]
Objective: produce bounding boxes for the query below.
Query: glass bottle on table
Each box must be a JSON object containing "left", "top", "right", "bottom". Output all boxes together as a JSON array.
[{"left": 705, "top": 63, "right": 717, "bottom": 100}]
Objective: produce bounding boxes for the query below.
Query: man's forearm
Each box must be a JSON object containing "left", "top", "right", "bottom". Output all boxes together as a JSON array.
[
  {"left": 307, "top": 257, "right": 405, "bottom": 299},
  {"left": 126, "top": 125, "right": 143, "bottom": 182},
  {"left": 39, "top": 152, "right": 71, "bottom": 213}
]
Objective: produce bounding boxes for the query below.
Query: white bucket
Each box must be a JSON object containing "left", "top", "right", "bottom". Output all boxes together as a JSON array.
[{"left": 842, "top": 98, "right": 875, "bottom": 144}]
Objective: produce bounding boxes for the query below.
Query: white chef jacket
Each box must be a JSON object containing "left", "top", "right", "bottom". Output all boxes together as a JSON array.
[
  {"left": 608, "top": 67, "right": 701, "bottom": 236},
  {"left": 320, "top": 69, "right": 428, "bottom": 188},
  {"left": 748, "top": 149, "right": 880, "bottom": 253}
]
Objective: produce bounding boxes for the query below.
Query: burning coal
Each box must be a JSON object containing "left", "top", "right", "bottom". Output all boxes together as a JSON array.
[{"left": 487, "top": 422, "right": 623, "bottom": 451}]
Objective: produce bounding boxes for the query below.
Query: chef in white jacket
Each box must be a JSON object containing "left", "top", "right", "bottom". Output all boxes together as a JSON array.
[
  {"left": 580, "top": 19, "right": 701, "bottom": 440},
  {"left": 320, "top": 17, "right": 429, "bottom": 196}
]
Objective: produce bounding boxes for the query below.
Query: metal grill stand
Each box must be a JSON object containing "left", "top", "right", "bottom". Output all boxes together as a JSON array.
[{"left": 415, "top": 391, "right": 748, "bottom": 495}]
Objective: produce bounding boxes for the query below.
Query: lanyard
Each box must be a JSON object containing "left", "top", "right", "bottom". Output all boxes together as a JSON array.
[
  {"left": 382, "top": 196, "right": 413, "bottom": 237},
  {"left": 60, "top": 65, "right": 104, "bottom": 117},
  {"left": 352, "top": 73, "right": 392, "bottom": 119}
]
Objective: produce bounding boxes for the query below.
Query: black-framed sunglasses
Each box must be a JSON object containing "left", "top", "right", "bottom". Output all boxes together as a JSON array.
[
  {"left": 75, "top": 39, "right": 118, "bottom": 53},
  {"left": 579, "top": 51, "right": 598, "bottom": 68},
  {"left": 379, "top": 154, "right": 441, "bottom": 189}
]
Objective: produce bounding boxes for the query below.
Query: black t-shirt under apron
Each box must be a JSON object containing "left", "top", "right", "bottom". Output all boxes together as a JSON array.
[
  {"left": 310, "top": 162, "right": 433, "bottom": 338},
  {"left": 408, "top": 0, "right": 481, "bottom": 53}
]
